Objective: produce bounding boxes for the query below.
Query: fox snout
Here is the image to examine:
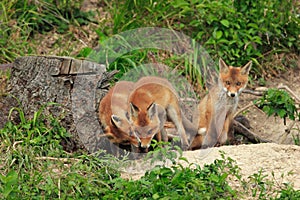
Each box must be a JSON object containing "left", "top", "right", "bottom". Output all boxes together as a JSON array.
[
  {"left": 227, "top": 91, "right": 237, "bottom": 97},
  {"left": 223, "top": 87, "right": 238, "bottom": 98},
  {"left": 140, "top": 138, "right": 152, "bottom": 148}
]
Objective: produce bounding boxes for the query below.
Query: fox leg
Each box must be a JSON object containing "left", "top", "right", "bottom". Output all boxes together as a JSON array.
[
  {"left": 219, "top": 117, "right": 230, "bottom": 145},
  {"left": 188, "top": 134, "right": 203, "bottom": 150},
  {"left": 161, "top": 128, "right": 168, "bottom": 142},
  {"left": 166, "top": 106, "right": 189, "bottom": 150},
  {"left": 188, "top": 104, "right": 209, "bottom": 150},
  {"left": 219, "top": 116, "right": 235, "bottom": 145},
  {"left": 155, "top": 131, "right": 162, "bottom": 142}
]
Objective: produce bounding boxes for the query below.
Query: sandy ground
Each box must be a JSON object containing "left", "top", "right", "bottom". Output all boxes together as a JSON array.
[{"left": 121, "top": 143, "right": 300, "bottom": 195}]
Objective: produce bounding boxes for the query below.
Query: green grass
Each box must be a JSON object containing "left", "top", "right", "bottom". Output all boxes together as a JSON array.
[{"left": 0, "top": 0, "right": 94, "bottom": 63}]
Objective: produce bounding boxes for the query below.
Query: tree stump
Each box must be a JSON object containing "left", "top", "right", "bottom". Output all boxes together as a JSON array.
[{"left": 1, "top": 56, "right": 114, "bottom": 153}]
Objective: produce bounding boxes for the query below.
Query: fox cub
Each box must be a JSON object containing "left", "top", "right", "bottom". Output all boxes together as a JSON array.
[
  {"left": 190, "top": 58, "right": 252, "bottom": 149},
  {"left": 98, "top": 81, "right": 139, "bottom": 147},
  {"left": 128, "top": 76, "right": 190, "bottom": 150},
  {"left": 99, "top": 80, "right": 167, "bottom": 153}
]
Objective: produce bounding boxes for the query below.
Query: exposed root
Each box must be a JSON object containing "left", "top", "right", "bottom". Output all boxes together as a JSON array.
[{"left": 233, "top": 120, "right": 271, "bottom": 143}]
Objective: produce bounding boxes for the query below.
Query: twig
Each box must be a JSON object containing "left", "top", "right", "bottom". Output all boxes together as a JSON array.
[
  {"left": 179, "top": 97, "right": 198, "bottom": 102},
  {"left": 242, "top": 88, "right": 266, "bottom": 96},
  {"left": 234, "top": 101, "right": 265, "bottom": 118},
  {"left": 285, "top": 120, "right": 298, "bottom": 134},
  {"left": 0, "top": 63, "right": 13, "bottom": 70},
  {"left": 35, "top": 156, "right": 81, "bottom": 163},
  {"left": 234, "top": 102, "right": 255, "bottom": 118},
  {"left": 13, "top": 141, "right": 23, "bottom": 149},
  {"left": 233, "top": 120, "right": 271, "bottom": 143}
]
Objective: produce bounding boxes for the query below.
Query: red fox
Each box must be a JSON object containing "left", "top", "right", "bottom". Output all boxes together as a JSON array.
[
  {"left": 99, "top": 80, "right": 167, "bottom": 154},
  {"left": 128, "top": 76, "right": 191, "bottom": 150},
  {"left": 189, "top": 58, "right": 252, "bottom": 149},
  {"left": 98, "top": 81, "right": 139, "bottom": 148}
]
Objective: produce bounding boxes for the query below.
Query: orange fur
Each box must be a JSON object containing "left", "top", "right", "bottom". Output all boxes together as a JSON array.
[
  {"left": 190, "top": 59, "right": 252, "bottom": 149},
  {"left": 98, "top": 81, "right": 139, "bottom": 147},
  {"left": 128, "top": 76, "right": 190, "bottom": 150}
]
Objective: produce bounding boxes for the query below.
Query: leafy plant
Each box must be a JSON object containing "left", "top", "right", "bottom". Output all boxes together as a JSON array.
[
  {"left": 0, "top": 170, "right": 19, "bottom": 199},
  {"left": 104, "top": 153, "right": 241, "bottom": 199},
  {"left": 11, "top": 0, "right": 94, "bottom": 33},
  {"left": 144, "top": 139, "right": 184, "bottom": 166},
  {"left": 103, "top": 0, "right": 299, "bottom": 83},
  {"left": 254, "top": 89, "right": 299, "bottom": 125},
  {"left": 276, "top": 184, "right": 300, "bottom": 199}
]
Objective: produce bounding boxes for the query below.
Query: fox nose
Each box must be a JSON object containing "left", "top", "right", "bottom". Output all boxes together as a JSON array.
[
  {"left": 230, "top": 93, "right": 236, "bottom": 97},
  {"left": 140, "top": 143, "right": 150, "bottom": 149}
]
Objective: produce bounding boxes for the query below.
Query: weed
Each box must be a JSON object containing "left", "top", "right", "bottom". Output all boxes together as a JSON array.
[
  {"left": 254, "top": 88, "right": 299, "bottom": 125},
  {"left": 292, "top": 133, "right": 300, "bottom": 146}
]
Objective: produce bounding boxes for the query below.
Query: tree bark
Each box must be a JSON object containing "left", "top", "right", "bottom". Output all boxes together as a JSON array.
[{"left": 0, "top": 56, "right": 114, "bottom": 153}]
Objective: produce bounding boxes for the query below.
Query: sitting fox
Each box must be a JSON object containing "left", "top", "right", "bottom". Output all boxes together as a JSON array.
[
  {"left": 128, "top": 76, "right": 192, "bottom": 150},
  {"left": 189, "top": 59, "right": 252, "bottom": 150}
]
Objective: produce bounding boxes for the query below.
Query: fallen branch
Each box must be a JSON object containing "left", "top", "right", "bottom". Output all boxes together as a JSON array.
[
  {"left": 243, "top": 85, "right": 300, "bottom": 104},
  {"left": 233, "top": 120, "right": 271, "bottom": 143}
]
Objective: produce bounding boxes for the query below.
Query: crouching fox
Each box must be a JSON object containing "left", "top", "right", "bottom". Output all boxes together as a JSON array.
[
  {"left": 128, "top": 76, "right": 193, "bottom": 150},
  {"left": 99, "top": 81, "right": 167, "bottom": 154}
]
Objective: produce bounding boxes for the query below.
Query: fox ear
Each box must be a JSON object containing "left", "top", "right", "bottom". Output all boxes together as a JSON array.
[
  {"left": 241, "top": 60, "right": 252, "bottom": 75},
  {"left": 129, "top": 103, "right": 139, "bottom": 119},
  {"left": 147, "top": 103, "right": 158, "bottom": 120},
  {"left": 219, "top": 58, "right": 229, "bottom": 73},
  {"left": 111, "top": 115, "right": 123, "bottom": 128}
]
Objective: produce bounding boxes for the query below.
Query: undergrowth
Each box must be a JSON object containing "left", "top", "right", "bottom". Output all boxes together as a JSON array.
[
  {"left": 1, "top": 0, "right": 299, "bottom": 88},
  {"left": 0, "top": 0, "right": 94, "bottom": 63},
  {"left": 101, "top": 0, "right": 300, "bottom": 86}
]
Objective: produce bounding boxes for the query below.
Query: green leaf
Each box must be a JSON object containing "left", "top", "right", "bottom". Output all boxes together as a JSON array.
[
  {"left": 278, "top": 109, "right": 287, "bottom": 118},
  {"left": 153, "top": 193, "right": 160, "bottom": 199},
  {"left": 220, "top": 19, "right": 230, "bottom": 27},
  {"left": 213, "top": 30, "right": 223, "bottom": 39}
]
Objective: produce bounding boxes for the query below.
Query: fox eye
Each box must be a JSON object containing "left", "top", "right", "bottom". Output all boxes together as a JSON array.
[
  {"left": 236, "top": 82, "right": 241, "bottom": 86},
  {"left": 225, "top": 81, "right": 230, "bottom": 85},
  {"left": 148, "top": 129, "right": 153, "bottom": 135}
]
